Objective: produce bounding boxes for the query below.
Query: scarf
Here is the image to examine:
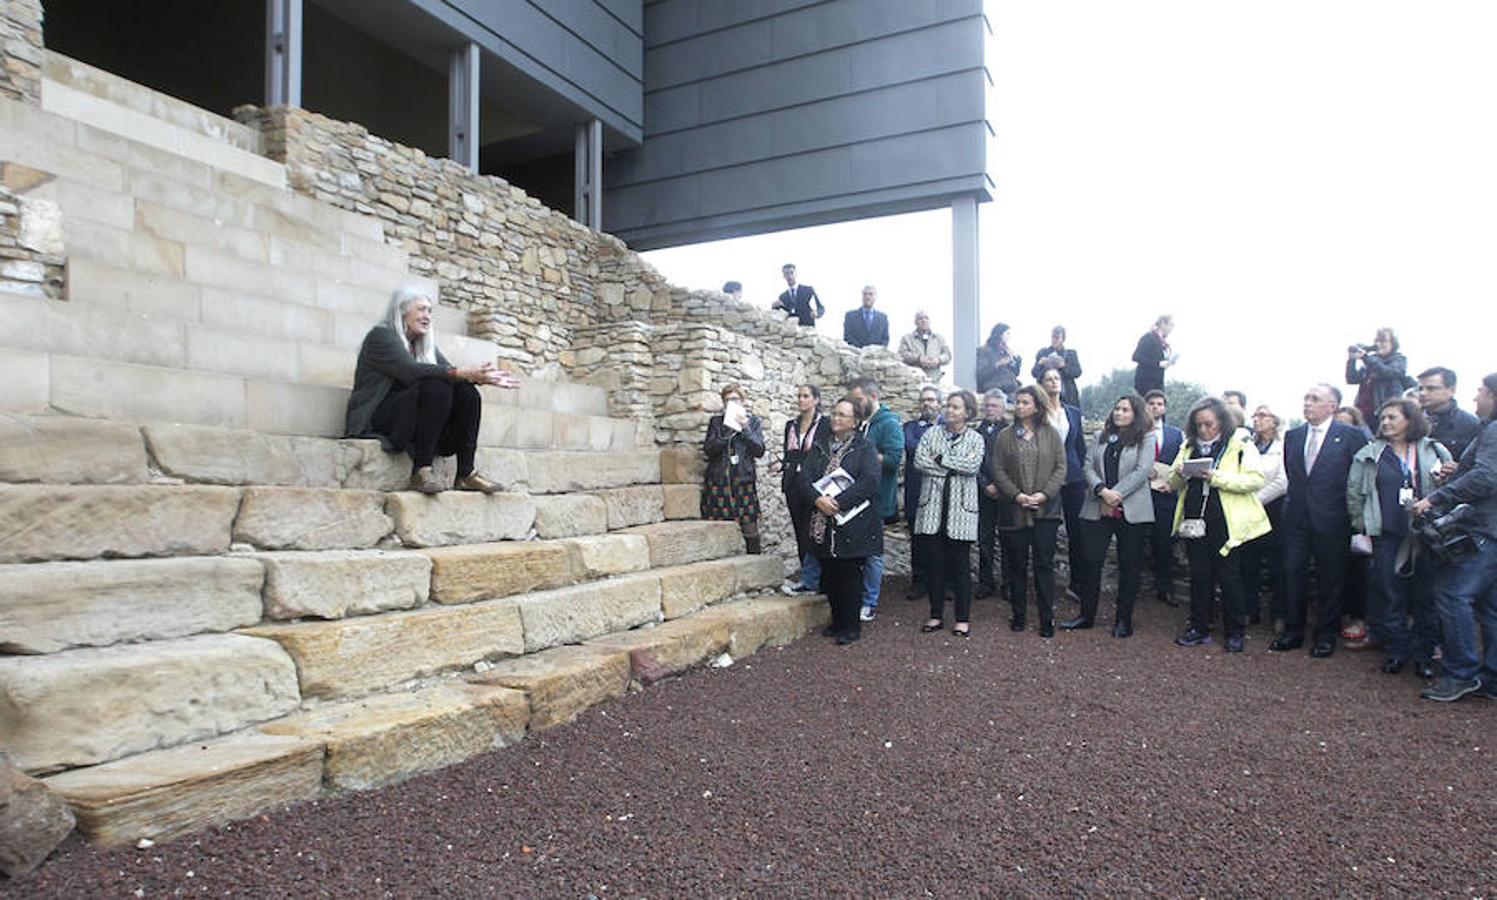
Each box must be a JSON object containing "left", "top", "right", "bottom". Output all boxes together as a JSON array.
[{"left": 809, "top": 436, "right": 855, "bottom": 545}]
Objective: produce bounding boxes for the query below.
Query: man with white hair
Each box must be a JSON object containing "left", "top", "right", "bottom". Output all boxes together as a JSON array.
[
  {"left": 843, "top": 285, "right": 890, "bottom": 348},
  {"left": 898, "top": 311, "right": 952, "bottom": 381}
]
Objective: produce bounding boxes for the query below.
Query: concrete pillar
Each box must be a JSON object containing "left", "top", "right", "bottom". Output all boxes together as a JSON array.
[
  {"left": 574, "top": 118, "right": 602, "bottom": 228},
  {"left": 264, "top": 0, "right": 302, "bottom": 107},
  {"left": 951, "top": 194, "right": 981, "bottom": 389},
  {"left": 448, "top": 43, "right": 480, "bottom": 173}
]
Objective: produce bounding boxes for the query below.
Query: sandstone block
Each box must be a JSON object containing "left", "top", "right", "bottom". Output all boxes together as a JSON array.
[
  {"left": 591, "top": 485, "right": 665, "bottom": 529},
  {"left": 525, "top": 449, "right": 660, "bottom": 493},
  {"left": 0, "top": 415, "right": 147, "bottom": 484},
  {"left": 563, "top": 534, "right": 651, "bottom": 578},
  {"left": 694, "top": 596, "right": 830, "bottom": 659},
  {"left": 0, "top": 752, "right": 75, "bottom": 877},
  {"left": 532, "top": 493, "right": 608, "bottom": 539},
  {"left": 331, "top": 439, "right": 410, "bottom": 491},
  {"left": 144, "top": 423, "right": 340, "bottom": 487},
  {"left": 0, "top": 485, "right": 240, "bottom": 563},
  {"left": 619, "top": 520, "right": 745, "bottom": 569},
  {"left": 256, "top": 550, "right": 430, "bottom": 620},
  {"left": 659, "top": 447, "right": 704, "bottom": 483},
  {"left": 242, "top": 599, "right": 524, "bottom": 700},
  {"left": 44, "top": 733, "right": 323, "bottom": 848},
  {"left": 586, "top": 616, "right": 731, "bottom": 686},
  {"left": 661, "top": 483, "right": 701, "bottom": 519},
  {"left": 421, "top": 541, "right": 577, "bottom": 605},
  {"left": 733, "top": 554, "right": 787, "bottom": 594},
  {"left": 658, "top": 558, "right": 742, "bottom": 619},
  {"left": 233, "top": 487, "right": 391, "bottom": 551},
  {"left": 386, "top": 491, "right": 535, "bottom": 547},
  {"left": 0, "top": 557, "right": 264, "bottom": 654},
  {"left": 515, "top": 573, "right": 663, "bottom": 653},
  {"left": 259, "top": 683, "right": 527, "bottom": 791},
  {"left": 0, "top": 635, "right": 301, "bottom": 773},
  {"left": 471, "top": 645, "right": 630, "bottom": 731}
]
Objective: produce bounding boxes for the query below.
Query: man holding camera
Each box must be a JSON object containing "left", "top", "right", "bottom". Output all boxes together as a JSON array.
[{"left": 1411, "top": 373, "right": 1497, "bottom": 702}]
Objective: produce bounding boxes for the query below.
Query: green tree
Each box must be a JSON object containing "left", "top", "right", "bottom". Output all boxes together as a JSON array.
[{"left": 1078, "top": 368, "right": 1209, "bottom": 428}]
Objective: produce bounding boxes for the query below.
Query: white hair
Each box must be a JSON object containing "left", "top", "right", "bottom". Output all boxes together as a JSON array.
[{"left": 384, "top": 285, "right": 439, "bottom": 364}]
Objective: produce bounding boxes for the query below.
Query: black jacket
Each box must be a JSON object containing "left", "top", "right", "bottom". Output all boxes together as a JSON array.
[
  {"left": 774, "top": 284, "right": 823, "bottom": 327},
  {"left": 704, "top": 414, "right": 766, "bottom": 487},
  {"left": 975, "top": 345, "right": 1022, "bottom": 396},
  {"left": 1132, "top": 330, "right": 1168, "bottom": 394},
  {"left": 1427, "top": 419, "right": 1497, "bottom": 539},
  {"left": 345, "top": 325, "right": 453, "bottom": 450},
  {"left": 781, "top": 414, "right": 831, "bottom": 496},
  {"left": 1031, "top": 346, "right": 1082, "bottom": 407},
  {"left": 842, "top": 308, "right": 890, "bottom": 348},
  {"left": 797, "top": 431, "right": 884, "bottom": 559},
  {"left": 1428, "top": 402, "right": 1483, "bottom": 460}
]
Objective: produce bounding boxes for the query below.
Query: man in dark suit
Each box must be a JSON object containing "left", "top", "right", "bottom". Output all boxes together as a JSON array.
[
  {"left": 1143, "top": 390, "right": 1184, "bottom": 605},
  {"left": 771, "top": 263, "right": 823, "bottom": 328},
  {"left": 842, "top": 285, "right": 890, "bottom": 348},
  {"left": 1271, "top": 383, "right": 1369, "bottom": 657}
]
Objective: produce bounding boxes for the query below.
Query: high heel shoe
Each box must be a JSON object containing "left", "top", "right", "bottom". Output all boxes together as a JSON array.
[
  {"left": 952, "top": 623, "right": 971, "bottom": 637},
  {"left": 1059, "top": 616, "right": 1094, "bottom": 630},
  {"left": 921, "top": 620, "right": 944, "bottom": 633}
]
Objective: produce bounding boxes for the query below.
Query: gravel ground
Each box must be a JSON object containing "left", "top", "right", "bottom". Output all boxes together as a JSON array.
[{"left": 9, "top": 576, "right": 1495, "bottom": 898}]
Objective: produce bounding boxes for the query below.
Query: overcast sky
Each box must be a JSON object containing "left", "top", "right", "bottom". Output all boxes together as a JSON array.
[{"left": 641, "top": 1, "right": 1496, "bottom": 421}]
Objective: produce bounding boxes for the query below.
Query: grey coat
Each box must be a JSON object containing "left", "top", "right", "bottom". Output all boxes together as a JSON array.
[
  {"left": 1079, "top": 436, "right": 1156, "bottom": 524},
  {"left": 913, "top": 425, "right": 985, "bottom": 541},
  {"left": 344, "top": 324, "right": 453, "bottom": 450}
]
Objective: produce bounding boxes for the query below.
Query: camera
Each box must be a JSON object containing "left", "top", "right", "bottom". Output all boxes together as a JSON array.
[
  {"left": 1414, "top": 503, "right": 1477, "bottom": 564},
  {"left": 1348, "top": 343, "right": 1376, "bottom": 354}
]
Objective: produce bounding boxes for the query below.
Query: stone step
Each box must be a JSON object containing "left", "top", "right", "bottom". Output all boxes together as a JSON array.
[
  {"left": 618, "top": 520, "right": 747, "bottom": 568},
  {"left": 44, "top": 733, "right": 323, "bottom": 848},
  {"left": 0, "top": 484, "right": 241, "bottom": 563},
  {"left": 241, "top": 550, "right": 779, "bottom": 701},
  {"left": 0, "top": 634, "right": 302, "bottom": 774},
  {"left": 38, "top": 593, "right": 825, "bottom": 847}
]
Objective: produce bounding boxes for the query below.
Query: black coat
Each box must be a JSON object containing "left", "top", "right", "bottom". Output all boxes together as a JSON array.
[
  {"left": 774, "top": 284, "right": 823, "bottom": 327},
  {"left": 842, "top": 308, "right": 890, "bottom": 348},
  {"left": 781, "top": 414, "right": 831, "bottom": 496},
  {"left": 704, "top": 414, "right": 766, "bottom": 487},
  {"left": 1031, "top": 346, "right": 1082, "bottom": 407},
  {"left": 1132, "top": 330, "right": 1168, "bottom": 394},
  {"left": 797, "top": 431, "right": 884, "bottom": 559},
  {"left": 345, "top": 325, "right": 454, "bottom": 450}
]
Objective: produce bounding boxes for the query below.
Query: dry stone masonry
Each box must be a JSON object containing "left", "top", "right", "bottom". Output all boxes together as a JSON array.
[{"left": 0, "top": 0, "right": 43, "bottom": 106}]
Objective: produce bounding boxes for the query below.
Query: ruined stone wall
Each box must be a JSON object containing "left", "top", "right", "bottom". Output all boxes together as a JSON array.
[
  {"left": 0, "top": 0, "right": 43, "bottom": 106},
  {"left": 0, "top": 164, "right": 65, "bottom": 299}
]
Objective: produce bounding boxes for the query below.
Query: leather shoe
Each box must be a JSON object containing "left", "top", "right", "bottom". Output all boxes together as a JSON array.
[
  {"left": 1310, "top": 639, "right": 1336, "bottom": 658},
  {"left": 1415, "top": 659, "right": 1437, "bottom": 680},
  {"left": 1381, "top": 656, "right": 1407, "bottom": 674},
  {"left": 920, "top": 620, "right": 944, "bottom": 633},
  {"left": 454, "top": 472, "right": 501, "bottom": 494},
  {"left": 408, "top": 466, "right": 445, "bottom": 494},
  {"left": 1268, "top": 636, "right": 1303, "bottom": 652},
  {"left": 821, "top": 625, "right": 838, "bottom": 638},
  {"left": 1060, "top": 616, "right": 1094, "bottom": 630},
  {"left": 974, "top": 584, "right": 995, "bottom": 600},
  {"left": 1039, "top": 623, "right": 1055, "bottom": 638},
  {"left": 1009, "top": 619, "right": 1026, "bottom": 632},
  {"left": 1111, "top": 622, "right": 1133, "bottom": 638}
]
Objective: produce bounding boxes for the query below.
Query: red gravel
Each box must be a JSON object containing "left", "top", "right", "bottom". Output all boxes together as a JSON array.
[{"left": 8, "top": 577, "right": 1495, "bottom": 898}]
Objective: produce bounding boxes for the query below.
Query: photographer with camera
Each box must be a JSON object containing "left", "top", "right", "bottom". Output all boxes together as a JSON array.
[
  {"left": 1346, "top": 328, "right": 1409, "bottom": 425},
  {"left": 1347, "top": 398, "right": 1452, "bottom": 680},
  {"left": 1410, "top": 373, "right": 1497, "bottom": 702}
]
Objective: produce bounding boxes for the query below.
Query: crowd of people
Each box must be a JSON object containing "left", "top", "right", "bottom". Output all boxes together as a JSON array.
[{"left": 703, "top": 274, "right": 1497, "bottom": 705}]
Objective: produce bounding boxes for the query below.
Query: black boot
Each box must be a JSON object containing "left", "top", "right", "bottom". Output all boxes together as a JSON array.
[{"left": 742, "top": 522, "right": 762, "bottom": 555}]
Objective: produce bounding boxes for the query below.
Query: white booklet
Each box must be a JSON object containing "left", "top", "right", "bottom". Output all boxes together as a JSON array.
[
  {"left": 812, "top": 467, "right": 868, "bottom": 525},
  {"left": 1180, "top": 457, "right": 1215, "bottom": 479},
  {"left": 722, "top": 400, "right": 748, "bottom": 432}
]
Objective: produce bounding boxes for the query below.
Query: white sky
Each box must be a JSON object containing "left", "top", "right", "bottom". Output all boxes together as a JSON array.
[{"left": 641, "top": 1, "right": 1496, "bottom": 420}]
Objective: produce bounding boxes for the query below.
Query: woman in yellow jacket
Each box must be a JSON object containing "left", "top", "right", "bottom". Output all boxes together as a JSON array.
[{"left": 1168, "top": 397, "right": 1270, "bottom": 653}]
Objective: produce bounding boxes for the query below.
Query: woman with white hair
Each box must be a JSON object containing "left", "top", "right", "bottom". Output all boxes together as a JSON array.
[{"left": 345, "top": 285, "right": 517, "bottom": 493}]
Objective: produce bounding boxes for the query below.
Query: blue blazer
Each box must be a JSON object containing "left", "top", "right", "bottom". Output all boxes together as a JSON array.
[
  {"left": 842, "top": 308, "right": 889, "bottom": 348},
  {"left": 1282, "top": 420, "right": 1368, "bottom": 533},
  {"left": 1059, "top": 404, "right": 1086, "bottom": 485},
  {"left": 1155, "top": 424, "right": 1184, "bottom": 467}
]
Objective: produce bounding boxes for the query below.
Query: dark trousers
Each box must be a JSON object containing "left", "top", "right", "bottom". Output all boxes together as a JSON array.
[
  {"left": 1077, "top": 517, "right": 1147, "bottom": 626},
  {"left": 925, "top": 535, "right": 973, "bottom": 624},
  {"left": 1343, "top": 555, "right": 1370, "bottom": 620},
  {"left": 1061, "top": 481, "right": 1086, "bottom": 589},
  {"left": 1146, "top": 490, "right": 1178, "bottom": 596},
  {"left": 1240, "top": 499, "right": 1286, "bottom": 623},
  {"left": 1186, "top": 519, "right": 1246, "bottom": 635},
  {"left": 977, "top": 497, "right": 1002, "bottom": 587},
  {"left": 1005, "top": 520, "right": 1059, "bottom": 628},
  {"left": 372, "top": 378, "right": 482, "bottom": 476},
  {"left": 821, "top": 556, "right": 865, "bottom": 639},
  {"left": 1368, "top": 534, "right": 1438, "bottom": 661},
  {"left": 905, "top": 507, "right": 929, "bottom": 596},
  {"left": 1282, "top": 523, "right": 1350, "bottom": 643}
]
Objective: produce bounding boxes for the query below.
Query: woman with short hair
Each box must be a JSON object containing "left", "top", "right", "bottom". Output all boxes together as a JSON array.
[
  {"left": 914, "top": 389, "right": 986, "bottom": 636},
  {"left": 990, "top": 385, "right": 1069, "bottom": 637},
  {"left": 1169, "top": 397, "right": 1268, "bottom": 652},
  {"left": 1240, "top": 404, "right": 1289, "bottom": 628},
  {"left": 1064, "top": 394, "right": 1155, "bottom": 637},
  {"left": 345, "top": 285, "right": 516, "bottom": 493},
  {"left": 1347, "top": 397, "right": 1451, "bottom": 677},
  {"left": 1346, "top": 327, "right": 1409, "bottom": 424},
  {"left": 702, "top": 383, "right": 767, "bottom": 553}
]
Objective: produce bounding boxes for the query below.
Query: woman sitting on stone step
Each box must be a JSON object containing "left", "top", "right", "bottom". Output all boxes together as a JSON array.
[
  {"left": 345, "top": 285, "right": 518, "bottom": 494},
  {"left": 701, "top": 383, "right": 767, "bottom": 552}
]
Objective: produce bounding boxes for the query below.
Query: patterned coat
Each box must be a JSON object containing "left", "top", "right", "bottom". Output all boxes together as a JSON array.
[{"left": 912, "top": 425, "right": 986, "bottom": 541}]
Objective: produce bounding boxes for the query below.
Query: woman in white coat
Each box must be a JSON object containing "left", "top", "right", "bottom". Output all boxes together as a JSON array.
[{"left": 1240, "top": 404, "right": 1288, "bottom": 628}]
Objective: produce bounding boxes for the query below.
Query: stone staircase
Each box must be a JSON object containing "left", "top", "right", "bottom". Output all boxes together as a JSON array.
[{"left": 0, "top": 59, "right": 826, "bottom": 848}]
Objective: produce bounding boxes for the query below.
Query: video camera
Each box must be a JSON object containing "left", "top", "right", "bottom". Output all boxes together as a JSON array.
[{"left": 1414, "top": 503, "right": 1477, "bottom": 564}]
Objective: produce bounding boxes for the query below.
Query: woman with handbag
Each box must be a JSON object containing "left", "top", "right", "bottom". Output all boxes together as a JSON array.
[
  {"left": 1169, "top": 397, "right": 1269, "bottom": 653},
  {"left": 1347, "top": 397, "right": 1451, "bottom": 677},
  {"left": 1063, "top": 394, "right": 1155, "bottom": 637},
  {"left": 914, "top": 389, "right": 986, "bottom": 637}
]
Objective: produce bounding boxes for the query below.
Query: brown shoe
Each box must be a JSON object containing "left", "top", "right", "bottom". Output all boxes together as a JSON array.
[
  {"left": 454, "top": 472, "right": 501, "bottom": 494},
  {"left": 409, "top": 466, "right": 445, "bottom": 494}
]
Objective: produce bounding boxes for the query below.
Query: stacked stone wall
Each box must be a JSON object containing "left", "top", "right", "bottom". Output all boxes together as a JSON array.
[
  {"left": 0, "top": 0, "right": 43, "bottom": 106},
  {"left": 0, "top": 163, "right": 65, "bottom": 299}
]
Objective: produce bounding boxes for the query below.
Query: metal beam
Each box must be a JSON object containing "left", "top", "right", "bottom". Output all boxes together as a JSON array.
[
  {"left": 951, "top": 194, "right": 981, "bottom": 389},
  {"left": 448, "top": 43, "right": 480, "bottom": 173},
  {"left": 264, "top": 0, "right": 302, "bottom": 107},
  {"left": 574, "top": 118, "right": 602, "bottom": 229}
]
